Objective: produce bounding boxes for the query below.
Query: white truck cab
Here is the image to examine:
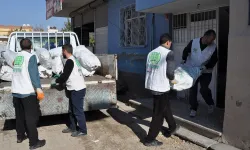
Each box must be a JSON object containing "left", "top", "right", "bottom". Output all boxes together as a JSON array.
[{"left": 6, "top": 32, "right": 80, "bottom": 52}]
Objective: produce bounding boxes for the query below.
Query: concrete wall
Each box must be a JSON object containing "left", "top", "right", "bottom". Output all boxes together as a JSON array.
[
  {"left": 96, "top": 3, "right": 108, "bottom": 28},
  {"left": 223, "top": 0, "right": 250, "bottom": 149}
]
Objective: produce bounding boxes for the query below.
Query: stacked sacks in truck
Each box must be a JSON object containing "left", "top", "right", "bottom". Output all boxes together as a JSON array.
[
  {"left": 50, "top": 45, "right": 101, "bottom": 77},
  {"left": 0, "top": 44, "right": 102, "bottom": 81}
]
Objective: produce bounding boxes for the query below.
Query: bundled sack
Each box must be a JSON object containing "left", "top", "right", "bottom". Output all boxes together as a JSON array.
[
  {"left": 74, "top": 45, "right": 101, "bottom": 71},
  {"left": 1, "top": 50, "right": 17, "bottom": 68},
  {"left": 80, "top": 67, "right": 95, "bottom": 77},
  {"left": 38, "top": 65, "right": 52, "bottom": 78},
  {"left": 52, "top": 56, "right": 63, "bottom": 75},
  {"left": 49, "top": 47, "right": 62, "bottom": 58},
  {"left": 172, "top": 65, "right": 202, "bottom": 91},
  {"left": 35, "top": 48, "right": 52, "bottom": 69},
  {"left": 60, "top": 55, "right": 95, "bottom": 77},
  {"left": 0, "top": 65, "right": 13, "bottom": 81}
]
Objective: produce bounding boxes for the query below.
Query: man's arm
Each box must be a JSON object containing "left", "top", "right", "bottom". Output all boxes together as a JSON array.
[
  {"left": 28, "top": 55, "right": 41, "bottom": 89},
  {"left": 182, "top": 40, "right": 193, "bottom": 62},
  {"left": 56, "top": 59, "right": 74, "bottom": 84},
  {"left": 166, "top": 51, "right": 175, "bottom": 80},
  {"left": 205, "top": 48, "right": 218, "bottom": 69}
]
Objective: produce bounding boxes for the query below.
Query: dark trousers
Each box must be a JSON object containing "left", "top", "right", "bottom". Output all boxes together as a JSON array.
[
  {"left": 66, "top": 89, "right": 87, "bottom": 133},
  {"left": 13, "top": 95, "right": 41, "bottom": 146},
  {"left": 189, "top": 73, "right": 214, "bottom": 111},
  {"left": 146, "top": 92, "right": 176, "bottom": 141}
]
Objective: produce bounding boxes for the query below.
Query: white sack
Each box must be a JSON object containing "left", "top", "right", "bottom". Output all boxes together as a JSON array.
[
  {"left": 60, "top": 55, "right": 95, "bottom": 77},
  {"left": 1, "top": 50, "right": 17, "bottom": 68},
  {"left": 49, "top": 47, "right": 62, "bottom": 58},
  {"left": 172, "top": 65, "right": 201, "bottom": 91},
  {"left": 0, "top": 65, "right": 13, "bottom": 81},
  {"left": 80, "top": 67, "right": 95, "bottom": 77},
  {"left": 35, "top": 48, "right": 52, "bottom": 69},
  {"left": 38, "top": 65, "right": 52, "bottom": 78},
  {"left": 51, "top": 56, "right": 63, "bottom": 75},
  {"left": 74, "top": 45, "right": 101, "bottom": 71}
]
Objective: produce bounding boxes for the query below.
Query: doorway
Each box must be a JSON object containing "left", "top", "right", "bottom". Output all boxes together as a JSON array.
[{"left": 216, "top": 6, "right": 229, "bottom": 108}]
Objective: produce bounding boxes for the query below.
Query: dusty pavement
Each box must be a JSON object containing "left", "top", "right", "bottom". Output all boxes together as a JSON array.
[{"left": 0, "top": 108, "right": 205, "bottom": 150}]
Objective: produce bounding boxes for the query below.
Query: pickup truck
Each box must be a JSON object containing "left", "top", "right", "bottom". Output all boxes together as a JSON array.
[{"left": 0, "top": 32, "right": 117, "bottom": 122}]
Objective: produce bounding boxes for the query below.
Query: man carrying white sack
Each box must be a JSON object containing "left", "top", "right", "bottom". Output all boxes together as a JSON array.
[
  {"left": 51, "top": 44, "right": 87, "bottom": 137},
  {"left": 182, "top": 30, "right": 218, "bottom": 118},
  {"left": 144, "top": 33, "right": 179, "bottom": 147}
]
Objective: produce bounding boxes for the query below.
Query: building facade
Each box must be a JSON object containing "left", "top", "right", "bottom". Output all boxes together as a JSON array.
[
  {"left": 0, "top": 25, "right": 33, "bottom": 36},
  {"left": 48, "top": 0, "right": 250, "bottom": 149},
  {"left": 108, "top": 0, "right": 170, "bottom": 96},
  {"left": 135, "top": 0, "right": 250, "bottom": 149}
]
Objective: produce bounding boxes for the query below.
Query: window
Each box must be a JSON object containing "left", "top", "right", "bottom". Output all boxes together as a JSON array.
[
  {"left": 120, "top": 4, "right": 146, "bottom": 47},
  {"left": 173, "top": 10, "right": 217, "bottom": 43},
  {"left": 173, "top": 14, "right": 187, "bottom": 43}
]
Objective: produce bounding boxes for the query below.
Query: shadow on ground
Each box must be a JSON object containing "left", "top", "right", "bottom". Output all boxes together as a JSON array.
[
  {"left": 106, "top": 107, "right": 151, "bottom": 142},
  {"left": 2, "top": 110, "right": 109, "bottom": 131}
]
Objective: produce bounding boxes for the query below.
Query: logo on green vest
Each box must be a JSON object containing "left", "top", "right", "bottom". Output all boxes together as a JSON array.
[
  {"left": 13, "top": 56, "right": 24, "bottom": 72},
  {"left": 147, "top": 52, "right": 161, "bottom": 70}
]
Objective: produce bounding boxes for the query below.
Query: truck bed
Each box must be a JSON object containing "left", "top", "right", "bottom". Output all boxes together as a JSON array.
[{"left": 0, "top": 75, "right": 114, "bottom": 90}]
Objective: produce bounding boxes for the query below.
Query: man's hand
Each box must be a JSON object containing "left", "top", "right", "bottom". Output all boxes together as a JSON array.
[
  {"left": 36, "top": 88, "right": 45, "bottom": 101},
  {"left": 171, "top": 79, "right": 178, "bottom": 84},
  {"left": 50, "top": 78, "right": 57, "bottom": 86},
  {"left": 181, "top": 60, "right": 185, "bottom": 65}
]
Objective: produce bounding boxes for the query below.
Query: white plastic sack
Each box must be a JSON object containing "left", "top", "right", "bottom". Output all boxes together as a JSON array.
[
  {"left": 49, "top": 47, "right": 62, "bottom": 58},
  {"left": 51, "top": 56, "right": 63, "bottom": 75},
  {"left": 38, "top": 65, "right": 52, "bottom": 78},
  {"left": 80, "top": 67, "right": 95, "bottom": 77},
  {"left": 60, "top": 55, "right": 94, "bottom": 77},
  {"left": 1, "top": 50, "right": 17, "bottom": 68},
  {"left": 0, "top": 65, "right": 13, "bottom": 81},
  {"left": 74, "top": 45, "right": 101, "bottom": 71},
  {"left": 35, "top": 48, "right": 52, "bottom": 69},
  {"left": 172, "top": 65, "right": 201, "bottom": 91}
]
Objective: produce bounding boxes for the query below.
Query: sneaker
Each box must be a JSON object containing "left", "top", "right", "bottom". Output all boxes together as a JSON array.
[
  {"left": 62, "top": 128, "right": 75, "bottom": 133},
  {"left": 190, "top": 110, "right": 197, "bottom": 118},
  {"left": 17, "top": 135, "right": 27, "bottom": 143},
  {"left": 208, "top": 105, "right": 214, "bottom": 114},
  {"left": 29, "top": 140, "right": 46, "bottom": 150},
  {"left": 71, "top": 131, "right": 87, "bottom": 137},
  {"left": 144, "top": 139, "right": 163, "bottom": 147}
]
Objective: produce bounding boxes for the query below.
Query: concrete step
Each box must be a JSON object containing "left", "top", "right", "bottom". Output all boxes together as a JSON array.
[
  {"left": 116, "top": 101, "right": 240, "bottom": 150},
  {"left": 127, "top": 98, "right": 222, "bottom": 141},
  {"left": 116, "top": 101, "right": 218, "bottom": 149}
]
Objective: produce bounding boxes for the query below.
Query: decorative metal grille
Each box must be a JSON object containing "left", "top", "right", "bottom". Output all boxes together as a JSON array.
[
  {"left": 173, "top": 10, "right": 217, "bottom": 43},
  {"left": 120, "top": 4, "right": 146, "bottom": 47}
]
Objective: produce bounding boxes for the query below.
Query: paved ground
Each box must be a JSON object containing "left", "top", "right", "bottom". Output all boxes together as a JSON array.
[{"left": 0, "top": 108, "right": 204, "bottom": 150}]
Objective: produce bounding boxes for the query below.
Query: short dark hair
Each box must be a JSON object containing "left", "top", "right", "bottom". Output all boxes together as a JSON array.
[
  {"left": 62, "top": 44, "right": 73, "bottom": 54},
  {"left": 204, "top": 29, "right": 216, "bottom": 37},
  {"left": 20, "top": 38, "right": 32, "bottom": 50},
  {"left": 160, "top": 33, "right": 172, "bottom": 45}
]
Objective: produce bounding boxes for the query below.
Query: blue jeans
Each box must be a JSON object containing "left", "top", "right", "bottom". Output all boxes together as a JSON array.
[{"left": 66, "top": 89, "right": 87, "bottom": 133}]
